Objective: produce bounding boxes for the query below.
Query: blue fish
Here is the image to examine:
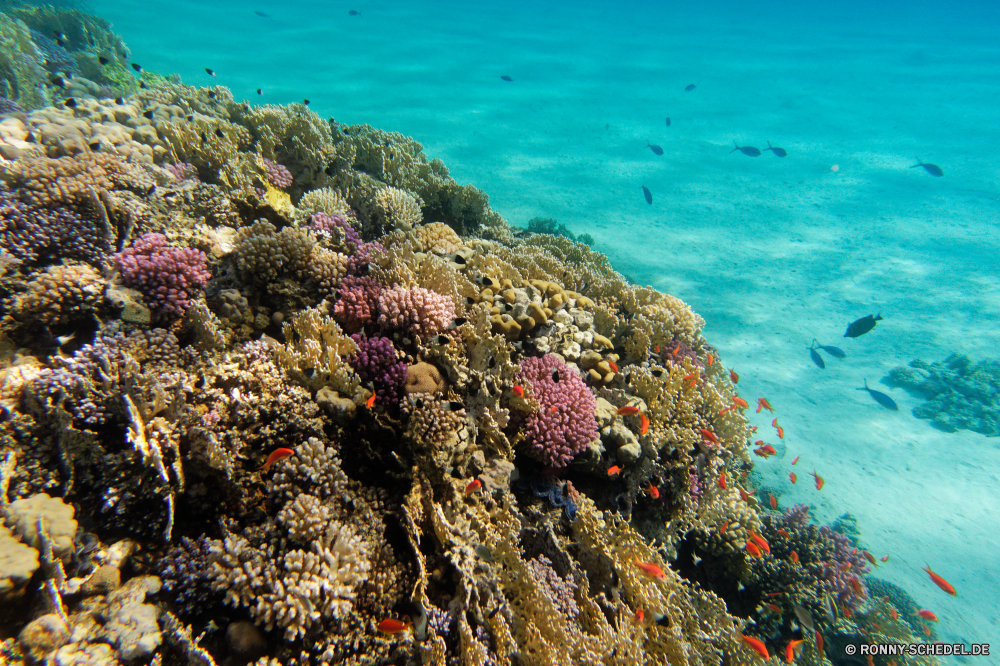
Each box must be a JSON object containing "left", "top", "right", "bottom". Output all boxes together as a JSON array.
[
  {"left": 641, "top": 185, "right": 652, "bottom": 205},
  {"left": 910, "top": 157, "right": 943, "bottom": 177},
  {"left": 254, "top": 9, "right": 270, "bottom": 17},
  {"left": 665, "top": 117, "right": 671, "bottom": 126},
  {"left": 500, "top": 75, "right": 514, "bottom": 82},
  {"left": 763, "top": 140, "right": 787, "bottom": 157},
  {"left": 646, "top": 141, "right": 663, "bottom": 156},
  {"left": 730, "top": 142, "right": 761, "bottom": 157},
  {"left": 812, "top": 339, "right": 846, "bottom": 359},
  {"left": 809, "top": 342, "right": 825, "bottom": 369},
  {"left": 858, "top": 379, "right": 898, "bottom": 410},
  {"left": 684, "top": 83, "right": 697, "bottom": 92}
]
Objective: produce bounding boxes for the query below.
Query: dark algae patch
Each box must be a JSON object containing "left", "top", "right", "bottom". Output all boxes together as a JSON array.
[{"left": 889, "top": 354, "right": 1000, "bottom": 435}]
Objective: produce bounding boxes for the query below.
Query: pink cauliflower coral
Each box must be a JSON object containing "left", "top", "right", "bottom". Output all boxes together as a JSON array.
[
  {"left": 514, "top": 354, "right": 599, "bottom": 469},
  {"left": 377, "top": 286, "right": 455, "bottom": 338}
]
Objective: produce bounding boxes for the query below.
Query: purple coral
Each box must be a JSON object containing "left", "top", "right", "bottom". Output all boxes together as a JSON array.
[
  {"left": 346, "top": 240, "right": 383, "bottom": 276},
  {"left": 310, "top": 212, "right": 361, "bottom": 250},
  {"left": 113, "top": 233, "right": 211, "bottom": 319},
  {"left": 513, "top": 354, "right": 598, "bottom": 469},
  {"left": 377, "top": 286, "right": 456, "bottom": 338},
  {"left": 812, "top": 525, "right": 871, "bottom": 610},
  {"left": 262, "top": 158, "right": 293, "bottom": 188},
  {"left": 348, "top": 334, "right": 408, "bottom": 406},
  {"left": 333, "top": 275, "right": 382, "bottom": 332},
  {"left": 659, "top": 340, "right": 703, "bottom": 368},
  {"left": 163, "top": 162, "right": 199, "bottom": 181},
  {"left": 0, "top": 190, "right": 110, "bottom": 267}
]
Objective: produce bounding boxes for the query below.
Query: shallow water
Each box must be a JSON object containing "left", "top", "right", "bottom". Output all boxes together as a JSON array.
[{"left": 22, "top": 0, "right": 1000, "bottom": 657}]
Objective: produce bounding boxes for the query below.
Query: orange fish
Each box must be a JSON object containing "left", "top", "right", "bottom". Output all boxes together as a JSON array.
[
  {"left": 683, "top": 372, "right": 696, "bottom": 382},
  {"left": 634, "top": 608, "right": 645, "bottom": 623},
  {"left": 754, "top": 445, "right": 777, "bottom": 457},
  {"left": 465, "top": 479, "right": 482, "bottom": 495},
  {"left": 789, "top": 472, "right": 797, "bottom": 484},
  {"left": 769, "top": 493, "right": 778, "bottom": 510},
  {"left": 812, "top": 471, "right": 824, "bottom": 490},
  {"left": 889, "top": 606, "right": 898, "bottom": 621},
  {"left": 607, "top": 465, "right": 622, "bottom": 476},
  {"left": 640, "top": 413, "right": 649, "bottom": 435},
  {"left": 738, "top": 487, "right": 750, "bottom": 502},
  {"left": 863, "top": 551, "right": 877, "bottom": 566},
  {"left": 922, "top": 624, "right": 931, "bottom": 637},
  {"left": 785, "top": 638, "right": 804, "bottom": 664},
  {"left": 700, "top": 428, "right": 719, "bottom": 444},
  {"left": 766, "top": 603, "right": 781, "bottom": 613},
  {"left": 923, "top": 564, "right": 956, "bottom": 595},
  {"left": 881, "top": 556, "right": 889, "bottom": 562},
  {"left": 745, "top": 540, "right": 762, "bottom": 558},
  {"left": 617, "top": 405, "right": 640, "bottom": 415},
  {"left": 719, "top": 521, "right": 728, "bottom": 535},
  {"left": 814, "top": 630, "right": 823, "bottom": 656},
  {"left": 377, "top": 618, "right": 411, "bottom": 634},
  {"left": 757, "top": 397, "right": 774, "bottom": 413},
  {"left": 511, "top": 384, "right": 524, "bottom": 397},
  {"left": 791, "top": 455, "right": 800, "bottom": 465},
  {"left": 366, "top": 393, "right": 377, "bottom": 408},
  {"left": 741, "top": 634, "right": 769, "bottom": 660},
  {"left": 749, "top": 532, "right": 771, "bottom": 554},
  {"left": 917, "top": 609, "right": 939, "bottom": 622},
  {"left": 654, "top": 345, "right": 660, "bottom": 353},
  {"left": 608, "top": 360, "right": 619, "bottom": 372},
  {"left": 260, "top": 447, "right": 295, "bottom": 472},
  {"left": 706, "top": 354, "right": 714, "bottom": 367},
  {"left": 776, "top": 529, "right": 789, "bottom": 538},
  {"left": 790, "top": 551, "right": 799, "bottom": 563},
  {"left": 767, "top": 592, "right": 783, "bottom": 597},
  {"left": 866, "top": 655, "right": 874, "bottom": 666},
  {"left": 647, "top": 482, "right": 660, "bottom": 499},
  {"left": 730, "top": 368, "right": 739, "bottom": 383},
  {"left": 772, "top": 418, "right": 784, "bottom": 439},
  {"left": 718, "top": 474, "right": 727, "bottom": 489},
  {"left": 733, "top": 396, "right": 749, "bottom": 409},
  {"left": 635, "top": 557, "right": 666, "bottom": 580}
]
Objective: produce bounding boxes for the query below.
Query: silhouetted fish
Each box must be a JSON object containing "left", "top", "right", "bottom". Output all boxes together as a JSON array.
[
  {"left": 685, "top": 83, "right": 697, "bottom": 91},
  {"left": 131, "top": 63, "right": 142, "bottom": 72},
  {"left": 910, "top": 158, "right": 943, "bottom": 177},
  {"left": 809, "top": 342, "right": 825, "bottom": 369},
  {"left": 303, "top": 99, "right": 310, "bottom": 105},
  {"left": 63, "top": 97, "right": 76, "bottom": 108},
  {"left": 349, "top": 9, "right": 361, "bottom": 15},
  {"left": 764, "top": 140, "right": 787, "bottom": 157},
  {"left": 500, "top": 75, "right": 514, "bottom": 82},
  {"left": 641, "top": 185, "right": 652, "bottom": 204},
  {"left": 730, "top": 142, "right": 761, "bottom": 157},
  {"left": 844, "top": 314, "right": 882, "bottom": 338},
  {"left": 254, "top": 10, "right": 270, "bottom": 17},
  {"left": 646, "top": 141, "right": 663, "bottom": 156},
  {"left": 665, "top": 117, "right": 671, "bottom": 126},
  {"left": 256, "top": 88, "right": 262, "bottom": 95},
  {"left": 812, "top": 339, "right": 846, "bottom": 358},
  {"left": 858, "top": 379, "right": 898, "bottom": 410},
  {"left": 205, "top": 68, "right": 216, "bottom": 77},
  {"left": 98, "top": 56, "right": 110, "bottom": 65}
]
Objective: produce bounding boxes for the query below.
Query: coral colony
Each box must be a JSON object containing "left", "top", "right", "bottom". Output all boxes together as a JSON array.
[{"left": 0, "top": 5, "right": 940, "bottom": 666}]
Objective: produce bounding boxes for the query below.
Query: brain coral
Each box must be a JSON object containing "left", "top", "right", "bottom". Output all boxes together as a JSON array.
[{"left": 515, "top": 354, "right": 599, "bottom": 468}]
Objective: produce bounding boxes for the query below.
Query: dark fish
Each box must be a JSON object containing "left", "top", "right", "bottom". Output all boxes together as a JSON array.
[
  {"left": 858, "top": 379, "right": 898, "bottom": 411},
  {"left": 115, "top": 96, "right": 124, "bottom": 104},
  {"left": 254, "top": 10, "right": 270, "bottom": 17},
  {"left": 452, "top": 318, "right": 468, "bottom": 327},
  {"left": 448, "top": 400, "right": 464, "bottom": 411},
  {"left": 98, "top": 56, "right": 110, "bottom": 65},
  {"left": 200, "top": 131, "right": 207, "bottom": 142},
  {"left": 215, "top": 128, "right": 224, "bottom": 138},
  {"left": 140, "top": 82, "right": 146, "bottom": 88},
  {"left": 143, "top": 110, "right": 153, "bottom": 119},
  {"left": 349, "top": 9, "right": 361, "bottom": 15},
  {"left": 50, "top": 75, "right": 65, "bottom": 87},
  {"left": 54, "top": 30, "right": 65, "bottom": 40},
  {"left": 303, "top": 99, "right": 310, "bottom": 105},
  {"left": 500, "top": 75, "right": 514, "bottom": 82},
  {"left": 436, "top": 335, "right": 449, "bottom": 345},
  {"left": 763, "top": 140, "right": 787, "bottom": 157},
  {"left": 63, "top": 97, "right": 76, "bottom": 108},
  {"left": 730, "top": 142, "right": 761, "bottom": 157},
  {"left": 131, "top": 63, "right": 142, "bottom": 72},
  {"left": 665, "top": 117, "right": 671, "bottom": 126},
  {"left": 56, "top": 37, "right": 66, "bottom": 47},
  {"left": 552, "top": 370, "right": 560, "bottom": 382},
  {"left": 205, "top": 68, "right": 216, "bottom": 77},
  {"left": 812, "top": 339, "right": 846, "bottom": 359},
  {"left": 910, "top": 158, "right": 943, "bottom": 177},
  {"left": 481, "top": 277, "right": 494, "bottom": 287},
  {"left": 684, "top": 83, "right": 697, "bottom": 91},
  {"left": 324, "top": 165, "right": 334, "bottom": 176},
  {"left": 256, "top": 88, "right": 262, "bottom": 95},
  {"left": 646, "top": 141, "right": 663, "bottom": 156},
  {"left": 208, "top": 91, "right": 217, "bottom": 98},
  {"left": 89, "top": 141, "right": 100, "bottom": 150},
  {"left": 641, "top": 185, "right": 652, "bottom": 205},
  {"left": 651, "top": 369, "right": 664, "bottom": 378},
  {"left": 809, "top": 343, "right": 825, "bottom": 369},
  {"left": 844, "top": 314, "right": 882, "bottom": 338}
]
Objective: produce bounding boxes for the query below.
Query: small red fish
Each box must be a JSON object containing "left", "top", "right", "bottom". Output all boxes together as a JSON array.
[
  {"left": 607, "top": 465, "right": 622, "bottom": 476},
  {"left": 366, "top": 393, "right": 376, "bottom": 408},
  {"left": 511, "top": 384, "right": 524, "bottom": 397},
  {"left": 814, "top": 630, "right": 823, "bottom": 656},
  {"left": 866, "top": 655, "right": 874, "bottom": 666},
  {"left": 718, "top": 474, "right": 727, "bottom": 489},
  {"left": 917, "top": 609, "right": 939, "bottom": 622},
  {"left": 617, "top": 405, "right": 640, "bottom": 415},
  {"left": 811, "top": 471, "right": 824, "bottom": 490},
  {"left": 791, "top": 455, "right": 800, "bottom": 465},
  {"left": 767, "top": 592, "right": 783, "bottom": 597},
  {"left": 654, "top": 345, "right": 660, "bottom": 353},
  {"left": 683, "top": 372, "right": 696, "bottom": 382},
  {"left": 730, "top": 368, "right": 739, "bottom": 383},
  {"left": 923, "top": 564, "right": 957, "bottom": 595},
  {"left": 922, "top": 624, "right": 931, "bottom": 637},
  {"left": 260, "top": 447, "right": 295, "bottom": 472},
  {"left": 776, "top": 529, "right": 789, "bottom": 539},
  {"left": 756, "top": 397, "right": 774, "bottom": 413},
  {"left": 635, "top": 557, "right": 666, "bottom": 580},
  {"left": 640, "top": 413, "right": 649, "bottom": 435},
  {"left": 754, "top": 444, "right": 777, "bottom": 457},
  {"left": 738, "top": 487, "right": 750, "bottom": 502},
  {"left": 790, "top": 550, "right": 799, "bottom": 563},
  {"left": 741, "top": 634, "right": 769, "bottom": 660},
  {"left": 647, "top": 482, "right": 659, "bottom": 499},
  {"left": 719, "top": 521, "right": 728, "bottom": 535},
  {"left": 773, "top": 418, "right": 784, "bottom": 439},
  {"left": 733, "top": 396, "right": 749, "bottom": 409},
  {"left": 789, "top": 472, "right": 797, "bottom": 484},
  {"left": 888, "top": 606, "right": 898, "bottom": 620},
  {"left": 634, "top": 607, "right": 645, "bottom": 623},
  {"left": 863, "top": 551, "right": 877, "bottom": 566},
  {"left": 706, "top": 353, "right": 714, "bottom": 367},
  {"left": 377, "top": 618, "right": 411, "bottom": 634},
  {"left": 700, "top": 428, "right": 719, "bottom": 444},
  {"left": 785, "top": 638, "right": 804, "bottom": 664},
  {"left": 749, "top": 532, "right": 770, "bottom": 554},
  {"left": 551, "top": 405, "right": 558, "bottom": 412},
  {"left": 766, "top": 603, "right": 781, "bottom": 613},
  {"left": 881, "top": 555, "right": 889, "bottom": 562},
  {"left": 608, "top": 360, "right": 619, "bottom": 372},
  {"left": 465, "top": 479, "right": 482, "bottom": 495},
  {"left": 745, "top": 540, "right": 762, "bottom": 558},
  {"left": 769, "top": 493, "right": 778, "bottom": 510}
]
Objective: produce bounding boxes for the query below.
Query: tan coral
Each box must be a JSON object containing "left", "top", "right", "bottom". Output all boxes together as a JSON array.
[
  {"left": 0, "top": 152, "right": 153, "bottom": 207},
  {"left": 271, "top": 308, "right": 360, "bottom": 395},
  {"left": 294, "top": 187, "right": 352, "bottom": 225},
  {"left": 13, "top": 264, "right": 106, "bottom": 326},
  {"left": 413, "top": 221, "right": 463, "bottom": 255},
  {"left": 373, "top": 185, "right": 423, "bottom": 232}
]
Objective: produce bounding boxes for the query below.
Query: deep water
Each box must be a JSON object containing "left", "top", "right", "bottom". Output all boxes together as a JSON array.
[{"left": 89, "top": 0, "right": 1000, "bottom": 657}]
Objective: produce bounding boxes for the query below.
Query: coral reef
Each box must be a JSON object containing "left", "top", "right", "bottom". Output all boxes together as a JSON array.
[
  {"left": 889, "top": 353, "right": 1000, "bottom": 435},
  {"left": 113, "top": 233, "right": 211, "bottom": 320}
]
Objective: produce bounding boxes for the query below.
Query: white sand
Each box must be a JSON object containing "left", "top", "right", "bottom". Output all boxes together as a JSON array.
[{"left": 94, "top": 0, "right": 1000, "bottom": 653}]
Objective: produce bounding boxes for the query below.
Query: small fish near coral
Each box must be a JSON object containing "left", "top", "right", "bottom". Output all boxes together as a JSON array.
[
  {"left": 910, "top": 158, "right": 944, "bottom": 177},
  {"left": 844, "top": 313, "right": 882, "bottom": 338},
  {"left": 731, "top": 142, "right": 761, "bottom": 157},
  {"left": 685, "top": 83, "right": 698, "bottom": 91},
  {"left": 923, "top": 564, "right": 957, "bottom": 595},
  {"left": 857, "top": 379, "right": 898, "bottom": 410}
]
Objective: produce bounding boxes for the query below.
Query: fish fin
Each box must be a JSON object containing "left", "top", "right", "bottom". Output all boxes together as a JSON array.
[{"left": 875, "top": 313, "right": 883, "bottom": 320}]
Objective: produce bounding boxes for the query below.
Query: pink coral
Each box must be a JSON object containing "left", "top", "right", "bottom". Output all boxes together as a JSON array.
[
  {"left": 377, "top": 286, "right": 455, "bottom": 339},
  {"left": 113, "top": 233, "right": 210, "bottom": 320},
  {"left": 513, "top": 354, "right": 598, "bottom": 469},
  {"left": 261, "top": 158, "right": 293, "bottom": 188},
  {"left": 333, "top": 275, "right": 382, "bottom": 332}
]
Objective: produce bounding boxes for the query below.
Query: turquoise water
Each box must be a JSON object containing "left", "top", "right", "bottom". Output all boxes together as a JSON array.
[{"left": 23, "top": 0, "right": 1000, "bottom": 656}]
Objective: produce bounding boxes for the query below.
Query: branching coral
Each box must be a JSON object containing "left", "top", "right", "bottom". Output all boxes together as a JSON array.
[
  {"left": 113, "top": 233, "right": 211, "bottom": 320},
  {"left": 348, "top": 334, "right": 407, "bottom": 406},
  {"left": 377, "top": 285, "right": 456, "bottom": 339}
]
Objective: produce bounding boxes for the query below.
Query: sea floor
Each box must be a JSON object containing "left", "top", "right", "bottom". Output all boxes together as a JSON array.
[{"left": 93, "top": 0, "right": 1000, "bottom": 653}]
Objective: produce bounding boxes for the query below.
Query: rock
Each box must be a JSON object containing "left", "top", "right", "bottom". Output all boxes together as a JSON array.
[
  {"left": 404, "top": 361, "right": 447, "bottom": 394},
  {"left": 54, "top": 642, "right": 120, "bottom": 666},
  {"left": 82, "top": 565, "right": 121, "bottom": 595},
  {"left": 102, "top": 576, "right": 162, "bottom": 660},
  {"left": 0, "top": 523, "right": 39, "bottom": 597},
  {"left": 315, "top": 387, "right": 356, "bottom": 424},
  {"left": 19, "top": 613, "right": 71, "bottom": 663},
  {"left": 226, "top": 620, "right": 267, "bottom": 661},
  {"left": 105, "top": 286, "right": 151, "bottom": 325},
  {"left": 617, "top": 442, "right": 642, "bottom": 464},
  {"left": 4, "top": 493, "right": 77, "bottom": 562}
]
